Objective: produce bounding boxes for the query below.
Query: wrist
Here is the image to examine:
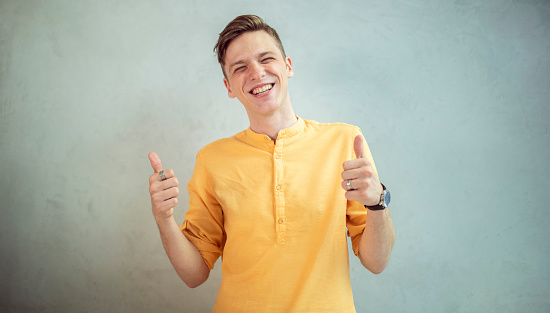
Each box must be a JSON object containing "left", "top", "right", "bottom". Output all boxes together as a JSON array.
[
  {"left": 154, "top": 214, "right": 176, "bottom": 226},
  {"left": 364, "top": 183, "right": 390, "bottom": 211}
]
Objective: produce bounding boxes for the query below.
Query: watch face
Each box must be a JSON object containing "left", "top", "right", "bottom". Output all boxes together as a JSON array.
[{"left": 383, "top": 190, "right": 391, "bottom": 207}]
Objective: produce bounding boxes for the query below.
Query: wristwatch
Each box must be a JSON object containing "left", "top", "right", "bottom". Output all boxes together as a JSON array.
[{"left": 365, "top": 183, "right": 390, "bottom": 211}]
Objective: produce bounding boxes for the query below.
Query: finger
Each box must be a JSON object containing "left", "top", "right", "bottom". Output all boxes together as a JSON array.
[
  {"left": 149, "top": 169, "right": 177, "bottom": 185},
  {"left": 341, "top": 168, "right": 359, "bottom": 181},
  {"left": 161, "top": 176, "right": 179, "bottom": 189},
  {"left": 151, "top": 187, "right": 180, "bottom": 206},
  {"left": 341, "top": 179, "right": 354, "bottom": 191},
  {"left": 157, "top": 197, "right": 178, "bottom": 212},
  {"left": 157, "top": 187, "right": 180, "bottom": 201},
  {"left": 148, "top": 152, "right": 163, "bottom": 173},
  {"left": 149, "top": 179, "right": 179, "bottom": 196},
  {"left": 354, "top": 134, "right": 365, "bottom": 159},
  {"left": 341, "top": 167, "right": 373, "bottom": 180},
  {"left": 342, "top": 158, "right": 371, "bottom": 171},
  {"left": 152, "top": 197, "right": 178, "bottom": 216},
  {"left": 160, "top": 169, "right": 175, "bottom": 181},
  {"left": 345, "top": 189, "right": 368, "bottom": 202},
  {"left": 346, "top": 189, "right": 381, "bottom": 206}
]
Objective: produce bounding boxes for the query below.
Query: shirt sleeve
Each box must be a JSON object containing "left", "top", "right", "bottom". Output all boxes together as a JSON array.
[
  {"left": 180, "top": 150, "right": 225, "bottom": 270},
  {"left": 346, "top": 127, "right": 379, "bottom": 257}
]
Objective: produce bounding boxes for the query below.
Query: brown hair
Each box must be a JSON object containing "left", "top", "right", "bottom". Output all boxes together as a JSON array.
[{"left": 214, "top": 15, "right": 286, "bottom": 77}]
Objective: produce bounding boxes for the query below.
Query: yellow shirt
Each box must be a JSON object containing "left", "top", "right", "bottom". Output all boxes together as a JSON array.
[{"left": 181, "top": 117, "right": 378, "bottom": 313}]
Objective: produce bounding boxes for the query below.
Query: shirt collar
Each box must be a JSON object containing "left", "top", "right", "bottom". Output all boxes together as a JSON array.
[{"left": 241, "top": 116, "right": 305, "bottom": 150}]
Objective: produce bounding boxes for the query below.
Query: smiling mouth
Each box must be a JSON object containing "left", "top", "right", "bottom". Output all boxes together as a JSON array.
[{"left": 250, "top": 84, "right": 273, "bottom": 95}]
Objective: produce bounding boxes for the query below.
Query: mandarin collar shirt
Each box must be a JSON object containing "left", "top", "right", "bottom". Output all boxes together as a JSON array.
[{"left": 181, "top": 116, "right": 378, "bottom": 313}]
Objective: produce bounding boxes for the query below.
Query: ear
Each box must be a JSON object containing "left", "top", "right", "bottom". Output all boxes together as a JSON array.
[
  {"left": 223, "top": 77, "right": 236, "bottom": 99},
  {"left": 286, "top": 56, "right": 294, "bottom": 78}
]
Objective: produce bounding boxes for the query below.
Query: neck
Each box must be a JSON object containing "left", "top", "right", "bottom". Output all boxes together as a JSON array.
[{"left": 248, "top": 108, "right": 297, "bottom": 142}]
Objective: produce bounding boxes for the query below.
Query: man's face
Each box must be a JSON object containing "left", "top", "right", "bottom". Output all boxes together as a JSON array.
[{"left": 223, "top": 31, "right": 294, "bottom": 118}]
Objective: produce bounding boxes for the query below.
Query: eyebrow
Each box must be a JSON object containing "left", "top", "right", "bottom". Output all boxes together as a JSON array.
[{"left": 228, "top": 51, "right": 275, "bottom": 73}]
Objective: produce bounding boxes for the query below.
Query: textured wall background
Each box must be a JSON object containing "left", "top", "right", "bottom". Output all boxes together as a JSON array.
[{"left": 1, "top": 0, "right": 549, "bottom": 312}]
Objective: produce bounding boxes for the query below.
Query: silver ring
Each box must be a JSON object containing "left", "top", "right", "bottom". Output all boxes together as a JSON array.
[
  {"left": 159, "top": 170, "right": 166, "bottom": 181},
  {"left": 346, "top": 179, "right": 353, "bottom": 191}
]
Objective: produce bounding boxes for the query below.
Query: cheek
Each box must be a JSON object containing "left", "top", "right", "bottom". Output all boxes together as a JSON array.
[
  {"left": 229, "top": 78, "right": 242, "bottom": 92},
  {"left": 239, "top": 81, "right": 248, "bottom": 94}
]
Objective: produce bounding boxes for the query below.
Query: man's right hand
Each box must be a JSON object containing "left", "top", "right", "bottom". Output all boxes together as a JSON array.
[
  {"left": 148, "top": 152, "right": 179, "bottom": 220},
  {"left": 147, "top": 152, "right": 209, "bottom": 288}
]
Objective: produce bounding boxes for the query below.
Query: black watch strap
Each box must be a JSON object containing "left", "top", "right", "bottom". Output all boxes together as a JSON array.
[{"left": 365, "top": 204, "right": 386, "bottom": 211}]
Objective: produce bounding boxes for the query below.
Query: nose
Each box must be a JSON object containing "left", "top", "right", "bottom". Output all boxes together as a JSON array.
[{"left": 248, "top": 61, "right": 265, "bottom": 81}]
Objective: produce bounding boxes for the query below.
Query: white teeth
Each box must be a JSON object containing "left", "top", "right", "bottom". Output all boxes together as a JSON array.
[{"left": 252, "top": 84, "right": 273, "bottom": 95}]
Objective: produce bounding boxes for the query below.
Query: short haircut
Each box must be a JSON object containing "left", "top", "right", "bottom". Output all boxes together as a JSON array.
[{"left": 214, "top": 15, "right": 286, "bottom": 78}]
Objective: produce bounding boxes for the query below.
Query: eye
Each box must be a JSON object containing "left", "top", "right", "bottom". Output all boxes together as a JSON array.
[
  {"left": 261, "top": 57, "right": 275, "bottom": 63},
  {"left": 234, "top": 66, "right": 246, "bottom": 73}
]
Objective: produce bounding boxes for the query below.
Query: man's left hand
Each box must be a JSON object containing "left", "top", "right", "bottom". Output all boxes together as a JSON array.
[{"left": 341, "top": 134, "right": 383, "bottom": 206}]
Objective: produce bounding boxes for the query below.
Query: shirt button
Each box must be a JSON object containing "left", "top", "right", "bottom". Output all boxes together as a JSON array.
[
  {"left": 278, "top": 219, "right": 283, "bottom": 224},
  {"left": 275, "top": 155, "right": 280, "bottom": 159},
  {"left": 276, "top": 185, "right": 281, "bottom": 190}
]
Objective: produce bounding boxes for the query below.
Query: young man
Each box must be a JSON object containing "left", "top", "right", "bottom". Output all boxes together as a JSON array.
[{"left": 148, "top": 15, "right": 395, "bottom": 312}]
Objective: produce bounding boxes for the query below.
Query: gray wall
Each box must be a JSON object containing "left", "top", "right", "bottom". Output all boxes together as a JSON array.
[{"left": 1, "top": 0, "right": 549, "bottom": 312}]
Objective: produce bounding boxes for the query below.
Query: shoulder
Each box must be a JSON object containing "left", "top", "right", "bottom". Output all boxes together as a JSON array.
[
  {"left": 303, "top": 119, "right": 362, "bottom": 137},
  {"left": 197, "top": 135, "right": 239, "bottom": 155},
  {"left": 194, "top": 130, "right": 248, "bottom": 161}
]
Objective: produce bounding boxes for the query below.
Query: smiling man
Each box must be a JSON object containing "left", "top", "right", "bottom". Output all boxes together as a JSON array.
[
  {"left": 222, "top": 29, "right": 296, "bottom": 141},
  {"left": 148, "top": 15, "right": 395, "bottom": 313}
]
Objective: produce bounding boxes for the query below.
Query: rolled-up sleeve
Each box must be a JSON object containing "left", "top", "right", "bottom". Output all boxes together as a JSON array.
[
  {"left": 180, "top": 150, "right": 225, "bottom": 270},
  {"left": 346, "top": 201, "right": 368, "bottom": 257}
]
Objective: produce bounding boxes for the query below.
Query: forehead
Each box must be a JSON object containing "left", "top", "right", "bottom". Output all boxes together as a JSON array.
[{"left": 224, "top": 31, "right": 282, "bottom": 65}]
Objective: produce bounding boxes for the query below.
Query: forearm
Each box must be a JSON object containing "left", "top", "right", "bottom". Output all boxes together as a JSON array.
[
  {"left": 358, "top": 208, "right": 395, "bottom": 274},
  {"left": 155, "top": 216, "right": 210, "bottom": 288}
]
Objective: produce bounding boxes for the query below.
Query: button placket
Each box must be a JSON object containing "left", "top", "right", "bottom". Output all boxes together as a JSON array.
[{"left": 274, "top": 140, "right": 286, "bottom": 244}]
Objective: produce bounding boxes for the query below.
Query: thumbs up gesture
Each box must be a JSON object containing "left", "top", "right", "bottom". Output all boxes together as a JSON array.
[
  {"left": 341, "top": 135, "right": 383, "bottom": 206},
  {"left": 148, "top": 152, "right": 180, "bottom": 220}
]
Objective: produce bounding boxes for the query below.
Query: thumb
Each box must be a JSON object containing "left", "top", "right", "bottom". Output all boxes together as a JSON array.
[
  {"left": 354, "top": 134, "right": 365, "bottom": 159},
  {"left": 148, "top": 152, "right": 163, "bottom": 173}
]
